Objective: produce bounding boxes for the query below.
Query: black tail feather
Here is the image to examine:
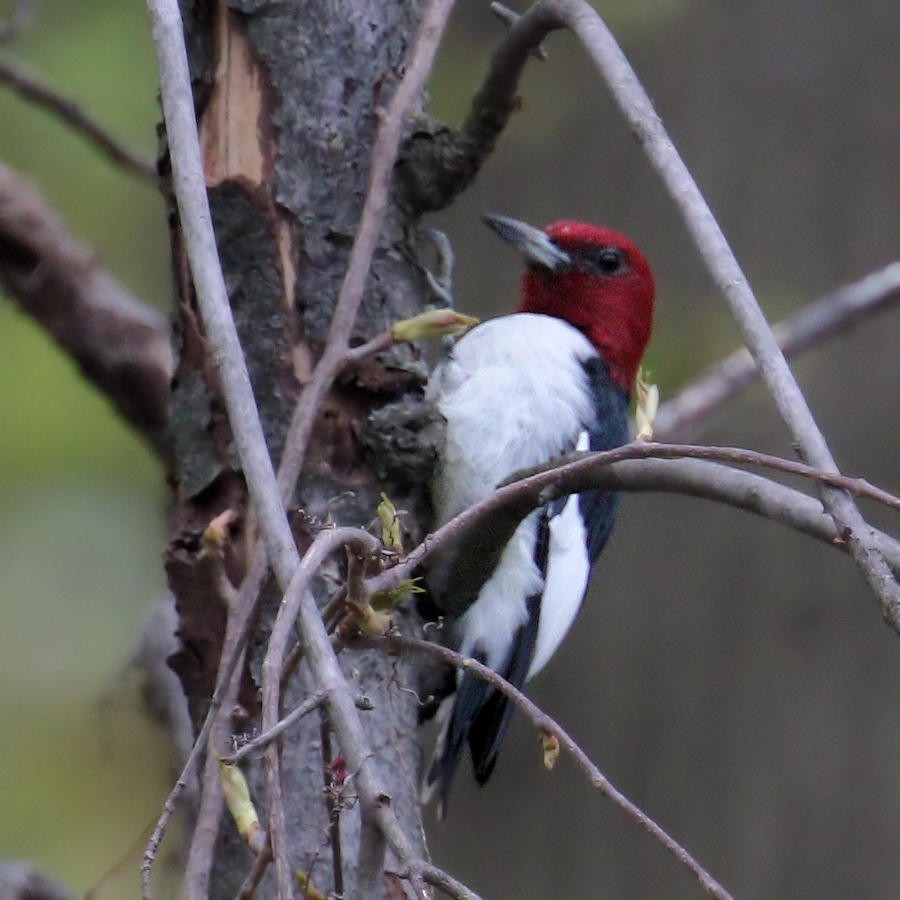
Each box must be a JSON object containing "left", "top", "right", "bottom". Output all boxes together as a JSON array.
[
  {"left": 430, "top": 592, "right": 542, "bottom": 811},
  {"left": 468, "top": 685, "right": 516, "bottom": 784},
  {"left": 428, "top": 666, "right": 494, "bottom": 814}
]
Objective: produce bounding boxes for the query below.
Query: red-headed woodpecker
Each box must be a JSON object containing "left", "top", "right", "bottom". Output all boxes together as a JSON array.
[{"left": 425, "top": 214, "right": 655, "bottom": 812}]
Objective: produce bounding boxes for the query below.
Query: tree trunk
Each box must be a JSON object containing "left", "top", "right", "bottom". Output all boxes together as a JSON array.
[{"left": 162, "top": 1, "right": 434, "bottom": 894}]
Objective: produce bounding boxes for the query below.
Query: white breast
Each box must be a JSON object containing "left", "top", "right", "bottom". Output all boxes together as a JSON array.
[
  {"left": 428, "top": 313, "right": 598, "bottom": 675},
  {"left": 429, "top": 313, "right": 597, "bottom": 523}
]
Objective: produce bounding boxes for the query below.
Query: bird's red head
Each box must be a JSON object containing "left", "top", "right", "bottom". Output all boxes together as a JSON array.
[{"left": 484, "top": 215, "right": 655, "bottom": 392}]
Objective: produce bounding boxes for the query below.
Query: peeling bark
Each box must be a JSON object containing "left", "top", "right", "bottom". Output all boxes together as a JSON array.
[{"left": 161, "top": 1, "right": 435, "bottom": 894}]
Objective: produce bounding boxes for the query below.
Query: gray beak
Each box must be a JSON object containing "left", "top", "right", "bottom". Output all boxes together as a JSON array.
[{"left": 481, "top": 213, "right": 571, "bottom": 270}]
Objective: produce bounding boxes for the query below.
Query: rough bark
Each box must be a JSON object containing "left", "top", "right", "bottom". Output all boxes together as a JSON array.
[{"left": 161, "top": 1, "right": 435, "bottom": 894}]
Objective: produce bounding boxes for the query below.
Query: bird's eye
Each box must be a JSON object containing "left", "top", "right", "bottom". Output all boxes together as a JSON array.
[{"left": 592, "top": 248, "right": 625, "bottom": 274}]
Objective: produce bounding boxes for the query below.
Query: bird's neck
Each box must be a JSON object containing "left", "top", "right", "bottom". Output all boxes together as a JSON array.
[{"left": 519, "top": 270, "right": 653, "bottom": 392}]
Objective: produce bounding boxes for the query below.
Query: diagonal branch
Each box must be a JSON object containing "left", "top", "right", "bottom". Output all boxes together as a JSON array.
[
  {"left": 0, "top": 56, "right": 157, "bottom": 181},
  {"left": 407, "top": 0, "right": 899, "bottom": 625},
  {"left": 143, "top": 0, "right": 458, "bottom": 896},
  {"left": 363, "top": 634, "right": 733, "bottom": 900},
  {"left": 548, "top": 0, "right": 900, "bottom": 619},
  {"left": 366, "top": 446, "right": 900, "bottom": 604},
  {"left": 260, "top": 527, "right": 382, "bottom": 897},
  {"left": 416, "top": 863, "right": 484, "bottom": 900},
  {"left": 398, "top": 2, "right": 551, "bottom": 212},
  {"left": 0, "top": 162, "right": 173, "bottom": 461},
  {"left": 222, "top": 689, "right": 327, "bottom": 767},
  {"left": 657, "top": 261, "right": 900, "bottom": 440},
  {"left": 274, "top": 0, "right": 457, "bottom": 504}
]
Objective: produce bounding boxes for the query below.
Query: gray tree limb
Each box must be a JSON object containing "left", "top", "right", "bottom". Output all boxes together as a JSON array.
[{"left": 0, "top": 163, "right": 172, "bottom": 461}]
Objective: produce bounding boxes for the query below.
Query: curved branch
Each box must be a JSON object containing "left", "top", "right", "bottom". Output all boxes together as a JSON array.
[
  {"left": 366, "top": 446, "right": 900, "bottom": 602},
  {"left": 0, "top": 56, "right": 157, "bottom": 181},
  {"left": 0, "top": 163, "right": 172, "bottom": 462},
  {"left": 363, "top": 634, "right": 734, "bottom": 900},
  {"left": 274, "top": 0, "right": 457, "bottom": 504},
  {"left": 417, "top": 863, "right": 484, "bottom": 900},
  {"left": 405, "top": 0, "right": 899, "bottom": 622},
  {"left": 548, "top": 0, "right": 900, "bottom": 623},
  {"left": 260, "top": 527, "right": 382, "bottom": 896},
  {"left": 144, "top": 1, "right": 458, "bottom": 896},
  {"left": 399, "top": 3, "right": 559, "bottom": 212}
]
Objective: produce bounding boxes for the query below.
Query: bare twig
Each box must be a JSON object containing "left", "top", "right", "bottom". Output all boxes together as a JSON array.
[
  {"left": 236, "top": 845, "right": 273, "bottom": 899},
  {"left": 274, "top": 0, "right": 458, "bottom": 505},
  {"left": 222, "top": 689, "right": 327, "bottom": 766},
  {"left": 0, "top": 162, "right": 172, "bottom": 461},
  {"left": 0, "top": 56, "right": 156, "bottom": 180},
  {"left": 658, "top": 261, "right": 900, "bottom": 440},
  {"left": 260, "top": 527, "right": 382, "bottom": 897},
  {"left": 491, "top": 2, "right": 548, "bottom": 60},
  {"left": 366, "top": 447, "right": 900, "bottom": 603},
  {"left": 420, "top": 227, "right": 456, "bottom": 304},
  {"left": 365, "top": 634, "right": 733, "bottom": 900},
  {"left": 183, "top": 560, "right": 246, "bottom": 899},
  {"left": 547, "top": 0, "right": 900, "bottom": 623},
  {"left": 576, "top": 443, "right": 900, "bottom": 512},
  {"left": 146, "top": 552, "right": 269, "bottom": 898},
  {"left": 319, "top": 710, "right": 345, "bottom": 900},
  {"left": 344, "top": 329, "right": 396, "bottom": 364},
  {"left": 416, "top": 863, "right": 484, "bottom": 900},
  {"left": 417, "top": 0, "right": 899, "bottom": 623}
]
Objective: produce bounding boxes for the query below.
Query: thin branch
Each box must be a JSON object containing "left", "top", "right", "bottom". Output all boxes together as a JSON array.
[
  {"left": 183, "top": 559, "right": 247, "bottom": 899},
  {"left": 417, "top": 863, "right": 484, "bottom": 900},
  {"left": 0, "top": 162, "right": 173, "bottom": 462},
  {"left": 589, "top": 443, "right": 900, "bottom": 512},
  {"left": 399, "top": 2, "right": 553, "bottom": 212},
  {"left": 344, "top": 329, "right": 396, "bottom": 364},
  {"left": 144, "top": 553, "right": 269, "bottom": 897},
  {"left": 147, "top": 0, "right": 457, "bottom": 893},
  {"left": 260, "top": 527, "right": 382, "bottom": 897},
  {"left": 418, "top": 0, "right": 899, "bottom": 624},
  {"left": 491, "top": 2, "right": 548, "bottom": 60},
  {"left": 274, "top": 0, "right": 458, "bottom": 505},
  {"left": 366, "top": 448, "right": 900, "bottom": 603},
  {"left": 365, "top": 634, "right": 733, "bottom": 900},
  {"left": 222, "top": 689, "right": 327, "bottom": 766},
  {"left": 236, "top": 845, "right": 273, "bottom": 900},
  {"left": 0, "top": 56, "right": 157, "bottom": 180},
  {"left": 319, "top": 710, "right": 345, "bottom": 900},
  {"left": 546, "top": 0, "right": 900, "bottom": 623},
  {"left": 657, "top": 261, "right": 900, "bottom": 440}
]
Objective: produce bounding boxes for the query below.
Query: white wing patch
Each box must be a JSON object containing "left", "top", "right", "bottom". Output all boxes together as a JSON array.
[{"left": 528, "top": 430, "right": 591, "bottom": 678}]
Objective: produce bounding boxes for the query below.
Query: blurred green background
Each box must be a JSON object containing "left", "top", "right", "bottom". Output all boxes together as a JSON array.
[
  {"left": 0, "top": 1, "right": 172, "bottom": 896},
  {"left": 2, "top": 1, "right": 899, "bottom": 898}
]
